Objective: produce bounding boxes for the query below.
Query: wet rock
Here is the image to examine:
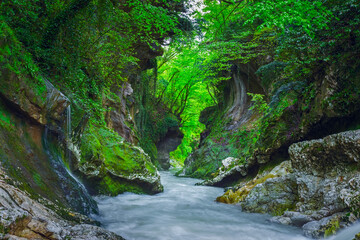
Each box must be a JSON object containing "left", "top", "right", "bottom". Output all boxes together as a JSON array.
[
  {"left": 0, "top": 71, "right": 69, "bottom": 128},
  {"left": 0, "top": 69, "right": 46, "bottom": 124},
  {"left": 270, "top": 216, "right": 292, "bottom": 225},
  {"left": 241, "top": 174, "right": 298, "bottom": 214},
  {"left": 217, "top": 161, "right": 295, "bottom": 209},
  {"left": 0, "top": 172, "right": 124, "bottom": 240},
  {"left": 104, "top": 82, "right": 137, "bottom": 144},
  {"left": 66, "top": 224, "right": 124, "bottom": 240},
  {"left": 282, "top": 211, "right": 314, "bottom": 227},
  {"left": 0, "top": 100, "right": 97, "bottom": 215},
  {"left": 202, "top": 157, "right": 247, "bottom": 187},
  {"left": 354, "top": 232, "right": 360, "bottom": 240},
  {"left": 228, "top": 130, "right": 360, "bottom": 237},
  {"left": 288, "top": 130, "right": 360, "bottom": 218},
  {"left": 302, "top": 213, "right": 344, "bottom": 239},
  {"left": 44, "top": 80, "right": 69, "bottom": 121}
]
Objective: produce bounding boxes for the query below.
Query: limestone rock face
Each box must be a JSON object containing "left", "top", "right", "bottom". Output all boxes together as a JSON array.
[
  {"left": 289, "top": 130, "right": 360, "bottom": 177},
  {"left": 0, "top": 173, "right": 124, "bottom": 240},
  {"left": 44, "top": 80, "right": 70, "bottom": 126},
  {"left": 216, "top": 161, "right": 295, "bottom": 207},
  {"left": 180, "top": 62, "right": 265, "bottom": 179},
  {"left": 0, "top": 99, "right": 97, "bottom": 215},
  {"left": 104, "top": 82, "right": 137, "bottom": 144}
]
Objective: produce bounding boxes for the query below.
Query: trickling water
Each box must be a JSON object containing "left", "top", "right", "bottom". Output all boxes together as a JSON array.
[
  {"left": 94, "top": 172, "right": 309, "bottom": 240},
  {"left": 43, "top": 124, "right": 98, "bottom": 214},
  {"left": 66, "top": 105, "right": 72, "bottom": 166}
]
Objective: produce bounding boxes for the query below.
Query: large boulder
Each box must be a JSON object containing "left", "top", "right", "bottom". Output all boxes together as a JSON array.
[
  {"left": 217, "top": 160, "right": 296, "bottom": 210},
  {"left": 289, "top": 130, "right": 360, "bottom": 177},
  {"left": 75, "top": 121, "right": 163, "bottom": 196},
  {"left": 201, "top": 157, "right": 248, "bottom": 187}
]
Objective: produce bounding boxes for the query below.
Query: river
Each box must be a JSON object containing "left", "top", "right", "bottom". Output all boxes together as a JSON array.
[{"left": 94, "top": 171, "right": 313, "bottom": 240}]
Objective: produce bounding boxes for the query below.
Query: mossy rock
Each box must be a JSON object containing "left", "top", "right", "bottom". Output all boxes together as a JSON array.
[
  {"left": 77, "top": 120, "right": 163, "bottom": 196},
  {"left": 217, "top": 174, "right": 277, "bottom": 204}
]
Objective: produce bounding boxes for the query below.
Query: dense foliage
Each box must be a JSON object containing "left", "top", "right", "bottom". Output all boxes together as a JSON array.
[
  {"left": 1, "top": 0, "right": 360, "bottom": 169},
  {"left": 1, "top": 0, "right": 184, "bottom": 117},
  {"left": 155, "top": 44, "right": 216, "bottom": 163}
]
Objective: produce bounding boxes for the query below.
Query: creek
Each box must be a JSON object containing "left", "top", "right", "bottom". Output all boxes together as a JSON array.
[{"left": 94, "top": 171, "right": 310, "bottom": 240}]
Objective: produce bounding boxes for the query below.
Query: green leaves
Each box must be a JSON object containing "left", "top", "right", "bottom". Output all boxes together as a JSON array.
[
  {"left": 243, "top": 0, "right": 331, "bottom": 36},
  {"left": 156, "top": 43, "right": 216, "bottom": 163}
]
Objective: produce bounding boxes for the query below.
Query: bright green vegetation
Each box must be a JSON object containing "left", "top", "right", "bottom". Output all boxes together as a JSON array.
[
  {"left": 1, "top": 0, "right": 185, "bottom": 118},
  {"left": 177, "top": 0, "right": 360, "bottom": 179},
  {"left": 1, "top": 0, "right": 360, "bottom": 200},
  {"left": 0, "top": 0, "right": 187, "bottom": 195},
  {"left": 0, "top": 20, "right": 46, "bottom": 102},
  {"left": 79, "top": 120, "right": 161, "bottom": 195},
  {"left": 324, "top": 217, "right": 341, "bottom": 237},
  {"left": 155, "top": 46, "right": 217, "bottom": 163}
]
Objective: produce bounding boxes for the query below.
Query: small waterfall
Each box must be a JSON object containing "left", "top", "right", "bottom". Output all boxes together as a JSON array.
[
  {"left": 64, "top": 104, "right": 96, "bottom": 211},
  {"left": 41, "top": 107, "right": 98, "bottom": 215},
  {"left": 66, "top": 105, "right": 72, "bottom": 167}
]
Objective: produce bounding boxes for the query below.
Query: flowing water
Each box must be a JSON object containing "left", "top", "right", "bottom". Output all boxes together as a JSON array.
[
  {"left": 66, "top": 105, "right": 72, "bottom": 165},
  {"left": 329, "top": 222, "right": 360, "bottom": 240},
  {"left": 94, "top": 171, "right": 310, "bottom": 240}
]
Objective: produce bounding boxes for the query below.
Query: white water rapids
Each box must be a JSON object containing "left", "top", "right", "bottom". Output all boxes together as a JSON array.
[{"left": 94, "top": 171, "right": 312, "bottom": 240}]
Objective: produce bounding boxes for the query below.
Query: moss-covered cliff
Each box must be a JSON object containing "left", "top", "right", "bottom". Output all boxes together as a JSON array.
[{"left": 0, "top": 0, "right": 189, "bottom": 223}]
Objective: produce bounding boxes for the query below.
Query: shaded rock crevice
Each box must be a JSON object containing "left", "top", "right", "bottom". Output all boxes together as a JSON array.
[{"left": 156, "top": 127, "right": 183, "bottom": 170}]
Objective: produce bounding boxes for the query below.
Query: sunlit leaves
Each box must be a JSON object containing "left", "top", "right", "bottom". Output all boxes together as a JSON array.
[{"left": 156, "top": 44, "right": 216, "bottom": 163}]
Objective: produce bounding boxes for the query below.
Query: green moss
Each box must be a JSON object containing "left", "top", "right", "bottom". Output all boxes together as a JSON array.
[
  {"left": 79, "top": 120, "right": 160, "bottom": 195},
  {"left": 32, "top": 172, "right": 46, "bottom": 190},
  {"left": 0, "top": 99, "right": 94, "bottom": 216},
  {"left": 181, "top": 125, "right": 248, "bottom": 179},
  {"left": 0, "top": 20, "right": 46, "bottom": 100},
  {"left": 272, "top": 203, "right": 295, "bottom": 216},
  {"left": 217, "top": 173, "right": 277, "bottom": 204},
  {"left": 324, "top": 217, "right": 340, "bottom": 237},
  {"left": 98, "top": 175, "right": 145, "bottom": 196},
  {"left": 0, "top": 223, "right": 9, "bottom": 234}
]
